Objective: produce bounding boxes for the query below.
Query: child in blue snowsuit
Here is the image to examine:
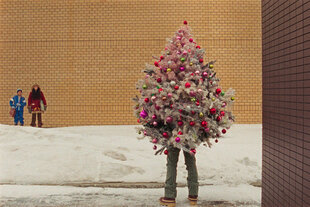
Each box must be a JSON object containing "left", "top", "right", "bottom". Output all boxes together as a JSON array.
[{"left": 9, "top": 89, "right": 27, "bottom": 126}]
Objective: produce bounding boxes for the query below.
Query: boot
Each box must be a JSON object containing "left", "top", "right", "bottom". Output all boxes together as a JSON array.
[
  {"left": 30, "top": 113, "right": 36, "bottom": 127},
  {"left": 38, "top": 113, "right": 43, "bottom": 128},
  {"left": 159, "top": 197, "right": 176, "bottom": 207},
  {"left": 188, "top": 195, "right": 198, "bottom": 206}
]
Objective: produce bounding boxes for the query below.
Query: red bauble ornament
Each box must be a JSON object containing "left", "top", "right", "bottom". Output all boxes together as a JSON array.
[
  {"left": 163, "top": 132, "right": 169, "bottom": 138},
  {"left": 183, "top": 20, "right": 188, "bottom": 25},
  {"left": 178, "top": 131, "right": 183, "bottom": 135},
  {"left": 155, "top": 105, "right": 160, "bottom": 110},
  {"left": 164, "top": 150, "right": 169, "bottom": 155},
  {"left": 157, "top": 78, "right": 162, "bottom": 83},
  {"left": 153, "top": 145, "right": 157, "bottom": 150},
  {"left": 190, "top": 121, "right": 195, "bottom": 126},
  {"left": 158, "top": 88, "right": 163, "bottom": 92},
  {"left": 144, "top": 98, "right": 149, "bottom": 103},
  {"left": 201, "top": 121, "right": 208, "bottom": 127},
  {"left": 199, "top": 58, "right": 203, "bottom": 63},
  {"left": 160, "top": 56, "right": 164, "bottom": 60},
  {"left": 222, "top": 129, "right": 227, "bottom": 134},
  {"left": 210, "top": 108, "right": 216, "bottom": 114},
  {"left": 196, "top": 101, "right": 200, "bottom": 106},
  {"left": 189, "top": 38, "right": 193, "bottom": 42},
  {"left": 170, "top": 104, "right": 173, "bottom": 109},
  {"left": 190, "top": 149, "right": 196, "bottom": 154},
  {"left": 216, "top": 116, "right": 222, "bottom": 122},
  {"left": 185, "top": 82, "right": 191, "bottom": 88},
  {"left": 137, "top": 119, "right": 140, "bottom": 123},
  {"left": 215, "top": 139, "right": 218, "bottom": 143},
  {"left": 216, "top": 88, "right": 221, "bottom": 94},
  {"left": 191, "top": 111, "right": 196, "bottom": 115},
  {"left": 174, "top": 85, "right": 179, "bottom": 90},
  {"left": 196, "top": 45, "right": 201, "bottom": 49},
  {"left": 177, "top": 120, "right": 184, "bottom": 126},
  {"left": 178, "top": 109, "right": 182, "bottom": 113},
  {"left": 152, "top": 138, "right": 158, "bottom": 143},
  {"left": 220, "top": 111, "right": 225, "bottom": 116},
  {"left": 154, "top": 61, "right": 159, "bottom": 67}
]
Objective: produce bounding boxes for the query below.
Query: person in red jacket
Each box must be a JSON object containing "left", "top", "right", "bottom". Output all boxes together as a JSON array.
[{"left": 27, "top": 84, "right": 47, "bottom": 127}]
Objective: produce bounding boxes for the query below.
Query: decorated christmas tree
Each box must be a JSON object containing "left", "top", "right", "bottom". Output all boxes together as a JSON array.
[{"left": 133, "top": 21, "right": 236, "bottom": 155}]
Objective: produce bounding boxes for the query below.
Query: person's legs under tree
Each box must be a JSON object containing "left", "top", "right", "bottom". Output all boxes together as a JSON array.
[
  {"left": 37, "top": 113, "right": 42, "bottom": 127},
  {"left": 31, "top": 113, "right": 36, "bottom": 127},
  {"left": 183, "top": 150, "right": 199, "bottom": 202},
  {"left": 164, "top": 147, "right": 180, "bottom": 199}
]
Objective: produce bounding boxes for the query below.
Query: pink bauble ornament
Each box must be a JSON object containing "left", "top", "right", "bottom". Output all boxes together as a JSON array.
[
  {"left": 204, "top": 127, "right": 210, "bottom": 132},
  {"left": 153, "top": 121, "right": 158, "bottom": 126},
  {"left": 175, "top": 137, "right": 181, "bottom": 142},
  {"left": 183, "top": 50, "right": 188, "bottom": 55},
  {"left": 155, "top": 105, "right": 160, "bottom": 110},
  {"left": 140, "top": 110, "right": 148, "bottom": 119},
  {"left": 222, "top": 102, "right": 227, "bottom": 107},
  {"left": 163, "top": 132, "right": 169, "bottom": 138},
  {"left": 166, "top": 116, "right": 173, "bottom": 123},
  {"left": 168, "top": 93, "right": 172, "bottom": 98},
  {"left": 152, "top": 114, "right": 157, "bottom": 119},
  {"left": 179, "top": 66, "right": 185, "bottom": 71},
  {"left": 151, "top": 96, "right": 157, "bottom": 101},
  {"left": 152, "top": 138, "right": 158, "bottom": 144},
  {"left": 195, "top": 70, "right": 200, "bottom": 75},
  {"left": 202, "top": 72, "right": 208, "bottom": 77},
  {"left": 145, "top": 74, "right": 149, "bottom": 78},
  {"left": 144, "top": 131, "right": 147, "bottom": 136},
  {"left": 198, "top": 89, "right": 203, "bottom": 93}
]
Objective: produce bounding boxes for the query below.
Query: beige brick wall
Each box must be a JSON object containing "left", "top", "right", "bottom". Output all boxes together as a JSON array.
[{"left": 0, "top": 0, "right": 262, "bottom": 127}]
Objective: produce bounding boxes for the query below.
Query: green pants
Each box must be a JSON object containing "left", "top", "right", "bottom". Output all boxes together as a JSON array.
[{"left": 164, "top": 147, "right": 199, "bottom": 198}]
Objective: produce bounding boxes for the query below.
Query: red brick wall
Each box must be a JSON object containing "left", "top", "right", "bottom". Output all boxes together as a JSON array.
[{"left": 262, "top": 0, "right": 310, "bottom": 206}]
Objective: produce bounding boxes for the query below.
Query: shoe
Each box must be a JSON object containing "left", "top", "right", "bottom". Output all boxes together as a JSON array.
[
  {"left": 30, "top": 123, "right": 36, "bottom": 127},
  {"left": 14, "top": 123, "right": 18, "bottom": 126},
  {"left": 188, "top": 195, "right": 198, "bottom": 205},
  {"left": 159, "top": 197, "right": 176, "bottom": 207},
  {"left": 20, "top": 124, "right": 24, "bottom": 126}
]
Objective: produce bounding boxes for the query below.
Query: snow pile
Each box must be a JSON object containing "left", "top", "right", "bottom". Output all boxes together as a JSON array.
[{"left": 0, "top": 124, "right": 261, "bottom": 186}]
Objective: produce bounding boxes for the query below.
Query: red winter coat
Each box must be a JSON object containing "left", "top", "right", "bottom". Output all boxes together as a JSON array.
[{"left": 28, "top": 91, "right": 47, "bottom": 111}]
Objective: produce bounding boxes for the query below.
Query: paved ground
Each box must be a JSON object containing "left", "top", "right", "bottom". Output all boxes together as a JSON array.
[{"left": 0, "top": 184, "right": 261, "bottom": 207}]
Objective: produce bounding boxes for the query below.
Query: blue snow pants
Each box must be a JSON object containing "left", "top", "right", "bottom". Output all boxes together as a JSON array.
[{"left": 14, "top": 110, "right": 24, "bottom": 125}]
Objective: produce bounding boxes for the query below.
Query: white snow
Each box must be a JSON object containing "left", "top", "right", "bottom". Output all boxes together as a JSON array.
[{"left": 0, "top": 124, "right": 262, "bottom": 206}]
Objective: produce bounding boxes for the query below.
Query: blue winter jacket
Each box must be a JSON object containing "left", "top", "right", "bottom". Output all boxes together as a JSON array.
[{"left": 10, "top": 95, "right": 26, "bottom": 111}]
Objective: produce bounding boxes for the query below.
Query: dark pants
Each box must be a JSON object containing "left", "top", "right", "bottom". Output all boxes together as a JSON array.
[
  {"left": 164, "top": 147, "right": 199, "bottom": 198},
  {"left": 31, "top": 113, "right": 42, "bottom": 127}
]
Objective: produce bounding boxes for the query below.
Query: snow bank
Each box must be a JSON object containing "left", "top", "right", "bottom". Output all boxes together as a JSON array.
[{"left": 0, "top": 124, "right": 262, "bottom": 187}]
